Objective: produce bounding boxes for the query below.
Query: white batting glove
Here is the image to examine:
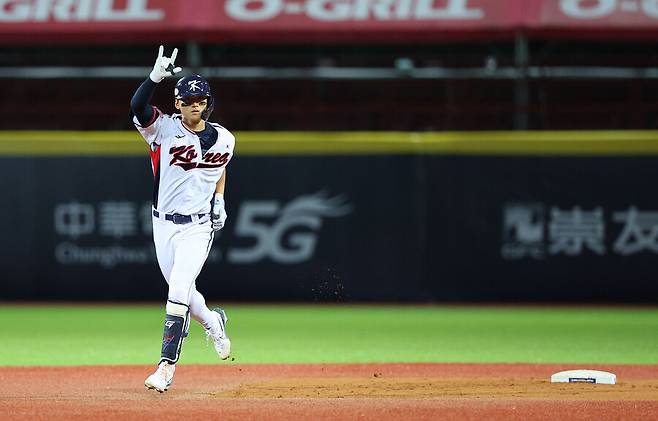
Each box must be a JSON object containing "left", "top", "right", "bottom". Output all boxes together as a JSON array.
[
  {"left": 211, "top": 193, "right": 227, "bottom": 232},
  {"left": 149, "top": 45, "right": 182, "bottom": 83}
]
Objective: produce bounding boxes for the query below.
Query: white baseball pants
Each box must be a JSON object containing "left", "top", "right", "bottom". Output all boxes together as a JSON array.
[{"left": 152, "top": 214, "right": 220, "bottom": 331}]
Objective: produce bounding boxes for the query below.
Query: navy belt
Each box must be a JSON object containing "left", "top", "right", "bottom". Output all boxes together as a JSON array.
[{"left": 153, "top": 209, "right": 207, "bottom": 224}]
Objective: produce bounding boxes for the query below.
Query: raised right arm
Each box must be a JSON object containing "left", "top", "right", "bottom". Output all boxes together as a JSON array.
[{"left": 130, "top": 78, "right": 158, "bottom": 126}]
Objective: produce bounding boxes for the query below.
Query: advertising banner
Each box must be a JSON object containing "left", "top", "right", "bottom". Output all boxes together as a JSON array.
[
  {"left": 2, "top": 139, "right": 658, "bottom": 302},
  {"left": 425, "top": 156, "right": 658, "bottom": 302},
  {"left": 0, "top": 154, "right": 429, "bottom": 301},
  {"left": 1, "top": 0, "right": 656, "bottom": 44},
  {"left": 532, "top": 0, "right": 658, "bottom": 29}
]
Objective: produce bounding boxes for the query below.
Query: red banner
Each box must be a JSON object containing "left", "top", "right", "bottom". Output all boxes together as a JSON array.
[
  {"left": 526, "top": 0, "right": 658, "bottom": 38},
  {"left": 0, "top": 0, "right": 657, "bottom": 44},
  {"left": 533, "top": 0, "right": 658, "bottom": 28}
]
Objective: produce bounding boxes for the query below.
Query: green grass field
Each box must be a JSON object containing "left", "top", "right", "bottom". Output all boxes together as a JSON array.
[{"left": 1, "top": 304, "right": 657, "bottom": 366}]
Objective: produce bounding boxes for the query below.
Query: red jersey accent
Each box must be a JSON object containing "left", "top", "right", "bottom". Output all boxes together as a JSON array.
[{"left": 150, "top": 144, "right": 161, "bottom": 176}]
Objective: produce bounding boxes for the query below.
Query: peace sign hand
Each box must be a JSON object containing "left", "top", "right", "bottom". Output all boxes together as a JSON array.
[{"left": 149, "top": 45, "right": 183, "bottom": 83}]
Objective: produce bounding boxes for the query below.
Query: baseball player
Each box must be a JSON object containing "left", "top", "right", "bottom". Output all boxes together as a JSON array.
[{"left": 130, "top": 46, "right": 235, "bottom": 393}]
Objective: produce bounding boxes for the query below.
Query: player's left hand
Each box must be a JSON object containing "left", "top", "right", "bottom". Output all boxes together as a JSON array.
[{"left": 211, "top": 193, "right": 227, "bottom": 232}]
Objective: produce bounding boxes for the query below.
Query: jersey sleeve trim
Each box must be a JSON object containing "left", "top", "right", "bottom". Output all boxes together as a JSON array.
[{"left": 134, "top": 106, "right": 161, "bottom": 129}]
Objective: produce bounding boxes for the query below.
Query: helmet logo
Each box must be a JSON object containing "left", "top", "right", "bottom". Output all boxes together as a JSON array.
[{"left": 188, "top": 80, "right": 201, "bottom": 92}]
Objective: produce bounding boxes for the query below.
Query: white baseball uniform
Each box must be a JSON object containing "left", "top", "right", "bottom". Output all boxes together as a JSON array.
[{"left": 134, "top": 108, "right": 235, "bottom": 328}]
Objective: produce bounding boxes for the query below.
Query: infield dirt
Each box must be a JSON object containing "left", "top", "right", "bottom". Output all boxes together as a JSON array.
[{"left": 1, "top": 363, "right": 657, "bottom": 420}]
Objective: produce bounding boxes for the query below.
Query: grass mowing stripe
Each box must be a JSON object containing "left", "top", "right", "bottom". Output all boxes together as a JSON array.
[{"left": 1, "top": 305, "right": 657, "bottom": 366}]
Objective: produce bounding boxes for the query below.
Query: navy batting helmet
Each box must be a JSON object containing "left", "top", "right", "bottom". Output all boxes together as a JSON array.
[{"left": 174, "top": 74, "right": 214, "bottom": 120}]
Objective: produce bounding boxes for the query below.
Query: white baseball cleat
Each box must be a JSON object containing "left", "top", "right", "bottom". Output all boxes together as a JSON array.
[
  {"left": 144, "top": 361, "right": 175, "bottom": 393},
  {"left": 207, "top": 308, "right": 231, "bottom": 360}
]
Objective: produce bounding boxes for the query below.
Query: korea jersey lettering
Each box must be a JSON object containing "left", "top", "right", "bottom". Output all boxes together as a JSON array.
[{"left": 133, "top": 107, "right": 235, "bottom": 215}]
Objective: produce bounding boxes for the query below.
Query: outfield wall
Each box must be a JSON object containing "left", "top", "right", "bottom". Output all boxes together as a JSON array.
[{"left": 1, "top": 131, "right": 658, "bottom": 302}]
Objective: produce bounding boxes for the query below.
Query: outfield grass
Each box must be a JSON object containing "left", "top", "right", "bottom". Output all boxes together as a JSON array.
[{"left": 1, "top": 304, "right": 657, "bottom": 366}]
